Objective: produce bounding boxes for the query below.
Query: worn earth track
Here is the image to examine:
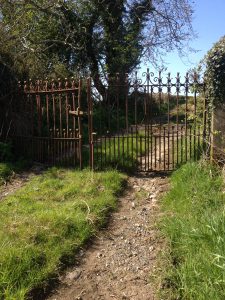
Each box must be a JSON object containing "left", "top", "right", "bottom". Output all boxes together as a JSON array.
[{"left": 47, "top": 173, "right": 169, "bottom": 300}]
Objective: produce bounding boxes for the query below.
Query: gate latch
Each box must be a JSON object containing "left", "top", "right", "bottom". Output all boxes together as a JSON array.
[{"left": 69, "top": 108, "right": 87, "bottom": 117}]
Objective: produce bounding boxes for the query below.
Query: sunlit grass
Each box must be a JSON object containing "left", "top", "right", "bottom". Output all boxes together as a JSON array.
[
  {"left": 159, "top": 161, "right": 225, "bottom": 300},
  {"left": 93, "top": 132, "right": 150, "bottom": 171},
  {"left": 0, "top": 168, "right": 125, "bottom": 299}
]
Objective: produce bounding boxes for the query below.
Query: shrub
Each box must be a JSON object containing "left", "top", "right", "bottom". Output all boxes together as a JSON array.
[{"left": 204, "top": 35, "right": 225, "bottom": 106}]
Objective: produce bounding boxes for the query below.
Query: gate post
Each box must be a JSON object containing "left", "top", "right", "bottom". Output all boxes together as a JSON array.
[
  {"left": 87, "top": 77, "right": 94, "bottom": 169},
  {"left": 211, "top": 104, "right": 225, "bottom": 164},
  {"left": 78, "top": 79, "right": 83, "bottom": 169},
  {"left": 202, "top": 84, "right": 207, "bottom": 156}
]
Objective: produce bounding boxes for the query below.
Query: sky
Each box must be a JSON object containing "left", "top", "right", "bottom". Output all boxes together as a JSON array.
[{"left": 143, "top": 0, "right": 225, "bottom": 78}]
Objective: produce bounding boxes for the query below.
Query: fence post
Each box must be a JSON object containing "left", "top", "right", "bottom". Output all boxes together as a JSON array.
[{"left": 87, "top": 77, "right": 94, "bottom": 169}]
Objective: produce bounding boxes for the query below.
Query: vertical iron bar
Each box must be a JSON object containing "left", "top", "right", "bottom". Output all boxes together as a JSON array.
[
  {"left": 164, "top": 127, "right": 166, "bottom": 171},
  {"left": 87, "top": 77, "right": 93, "bottom": 169},
  {"left": 104, "top": 135, "right": 107, "bottom": 166},
  {"left": 125, "top": 73, "right": 129, "bottom": 133},
  {"left": 51, "top": 80, "right": 56, "bottom": 136},
  {"left": 168, "top": 126, "right": 170, "bottom": 170},
  {"left": 140, "top": 136, "right": 143, "bottom": 171},
  {"left": 116, "top": 73, "right": 120, "bottom": 132},
  {"left": 131, "top": 127, "right": 134, "bottom": 168},
  {"left": 58, "top": 79, "right": 62, "bottom": 136},
  {"left": 72, "top": 79, "right": 76, "bottom": 138},
  {"left": 190, "top": 125, "right": 192, "bottom": 160},
  {"left": 108, "top": 132, "right": 111, "bottom": 163},
  {"left": 159, "top": 71, "right": 162, "bottom": 169},
  {"left": 172, "top": 126, "right": 175, "bottom": 169},
  {"left": 122, "top": 132, "right": 125, "bottom": 167},
  {"left": 65, "top": 79, "right": 69, "bottom": 137},
  {"left": 154, "top": 135, "right": 157, "bottom": 170},
  {"left": 181, "top": 125, "right": 183, "bottom": 163},
  {"left": 203, "top": 84, "right": 207, "bottom": 156},
  {"left": 77, "top": 79, "right": 82, "bottom": 169},
  {"left": 150, "top": 85, "right": 153, "bottom": 170},
  {"left": 193, "top": 73, "right": 197, "bottom": 160},
  {"left": 185, "top": 73, "right": 189, "bottom": 162},
  {"left": 177, "top": 124, "right": 179, "bottom": 166}
]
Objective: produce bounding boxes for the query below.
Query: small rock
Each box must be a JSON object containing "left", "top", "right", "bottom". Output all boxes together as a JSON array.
[
  {"left": 131, "top": 202, "right": 136, "bottom": 209},
  {"left": 149, "top": 246, "right": 154, "bottom": 252},
  {"left": 96, "top": 252, "right": 103, "bottom": 258},
  {"left": 65, "top": 269, "right": 81, "bottom": 281}
]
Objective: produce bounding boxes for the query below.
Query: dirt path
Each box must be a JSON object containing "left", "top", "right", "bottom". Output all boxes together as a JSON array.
[{"left": 47, "top": 173, "right": 169, "bottom": 300}]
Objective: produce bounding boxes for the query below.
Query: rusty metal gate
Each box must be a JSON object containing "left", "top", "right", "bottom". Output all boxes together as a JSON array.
[
  {"left": 13, "top": 70, "right": 210, "bottom": 172},
  {"left": 13, "top": 79, "right": 84, "bottom": 168}
]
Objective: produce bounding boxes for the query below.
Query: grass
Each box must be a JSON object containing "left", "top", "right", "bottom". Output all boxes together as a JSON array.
[
  {"left": 0, "top": 163, "right": 13, "bottom": 186},
  {"left": 94, "top": 131, "right": 147, "bottom": 171},
  {"left": 0, "top": 141, "right": 31, "bottom": 187},
  {"left": 0, "top": 167, "right": 125, "bottom": 300},
  {"left": 0, "top": 160, "right": 31, "bottom": 187},
  {"left": 170, "top": 125, "right": 204, "bottom": 170},
  {"left": 159, "top": 161, "right": 225, "bottom": 300}
]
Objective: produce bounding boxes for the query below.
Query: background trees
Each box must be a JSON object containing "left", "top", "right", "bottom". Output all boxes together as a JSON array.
[{"left": 0, "top": 0, "right": 194, "bottom": 83}]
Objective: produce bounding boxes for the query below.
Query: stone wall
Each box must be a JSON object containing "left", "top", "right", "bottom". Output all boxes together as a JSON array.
[{"left": 212, "top": 105, "right": 225, "bottom": 163}]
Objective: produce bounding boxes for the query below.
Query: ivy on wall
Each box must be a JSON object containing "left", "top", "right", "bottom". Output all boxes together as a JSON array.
[{"left": 204, "top": 35, "right": 225, "bottom": 106}]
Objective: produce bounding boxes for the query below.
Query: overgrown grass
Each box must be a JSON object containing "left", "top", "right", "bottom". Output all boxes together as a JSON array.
[
  {"left": 0, "top": 168, "right": 125, "bottom": 299},
  {"left": 159, "top": 161, "right": 225, "bottom": 300}
]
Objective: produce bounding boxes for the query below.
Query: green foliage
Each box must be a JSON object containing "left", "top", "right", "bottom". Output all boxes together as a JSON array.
[
  {"left": 94, "top": 132, "right": 147, "bottom": 172},
  {"left": 160, "top": 161, "right": 225, "bottom": 300},
  {"left": 0, "top": 1, "right": 194, "bottom": 82},
  {"left": 0, "top": 168, "right": 125, "bottom": 299},
  {"left": 0, "top": 160, "right": 31, "bottom": 187},
  {"left": 0, "top": 142, "right": 31, "bottom": 185},
  {"left": 0, "top": 163, "right": 12, "bottom": 185},
  {"left": 0, "top": 142, "right": 13, "bottom": 162},
  {"left": 204, "top": 35, "right": 225, "bottom": 106}
]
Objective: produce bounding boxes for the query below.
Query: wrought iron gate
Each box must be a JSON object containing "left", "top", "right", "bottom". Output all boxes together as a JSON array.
[
  {"left": 13, "top": 79, "right": 84, "bottom": 168},
  {"left": 89, "top": 70, "right": 210, "bottom": 172},
  {"left": 13, "top": 70, "right": 210, "bottom": 172}
]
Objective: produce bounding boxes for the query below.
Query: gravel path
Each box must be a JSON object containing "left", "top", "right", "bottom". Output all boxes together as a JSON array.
[{"left": 47, "top": 173, "right": 169, "bottom": 300}]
